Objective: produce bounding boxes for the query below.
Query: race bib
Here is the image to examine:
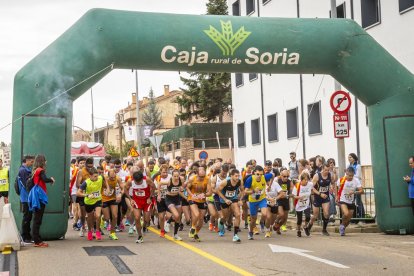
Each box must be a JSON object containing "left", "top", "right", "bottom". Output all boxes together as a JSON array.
[
  {"left": 135, "top": 190, "right": 145, "bottom": 197},
  {"left": 171, "top": 187, "right": 180, "bottom": 193},
  {"left": 267, "top": 200, "right": 276, "bottom": 207},
  {"left": 92, "top": 191, "right": 100, "bottom": 198},
  {"left": 160, "top": 186, "right": 167, "bottom": 198},
  {"left": 319, "top": 186, "right": 329, "bottom": 193},
  {"left": 225, "top": 190, "right": 236, "bottom": 198},
  {"left": 104, "top": 189, "right": 114, "bottom": 197},
  {"left": 298, "top": 199, "right": 308, "bottom": 208},
  {"left": 0, "top": 179, "right": 6, "bottom": 185}
]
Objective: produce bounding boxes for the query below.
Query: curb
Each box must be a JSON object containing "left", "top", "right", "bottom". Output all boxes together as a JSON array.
[{"left": 286, "top": 218, "right": 380, "bottom": 233}]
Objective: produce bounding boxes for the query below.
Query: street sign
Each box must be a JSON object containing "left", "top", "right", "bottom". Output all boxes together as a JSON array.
[
  {"left": 199, "top": 150, "right": 208, "bottom": 160},
  {"left": 330, "top": 90, "right": 352, "bottom": 114},
  {"left": 128, "top": 147, "right": 139, "bottom": 157},
  {"left": 333, "top": 114, "right": 349, "bottom": 138}
]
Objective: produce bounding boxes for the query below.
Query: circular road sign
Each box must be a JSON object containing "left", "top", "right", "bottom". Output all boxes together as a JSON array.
[
  {"left": 199, "top": 150, "right": 208, "bottom": 160},
  {"left": 330, "top": 90, "right": 352, "bottom": 114}
]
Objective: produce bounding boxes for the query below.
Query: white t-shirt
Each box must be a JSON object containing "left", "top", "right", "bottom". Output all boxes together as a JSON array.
[
  {"left": 70, "top": 170, "right": 79, "bottom": 196},
  {"left": 337, "top": 178, "right": 361, "bottom": 204},
  {"left": 116, "top": 169, "right": 129, "bottom": 182},
  {"left": 155, "top": 175, "right": 172, "bottom": 199},
  {"left": 267, "top": 181, "right": 283, "bottom": 206},
  {"left": 291, "top": 182, "right": 314, "bottom": 212}
]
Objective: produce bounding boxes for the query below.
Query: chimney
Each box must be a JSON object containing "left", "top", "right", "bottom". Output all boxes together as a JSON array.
[
  {"left": 132, "top": 93, "right": 136, "bottom": 105},
  {"left": 164, "top": 85, "right": 170, "bottom": 96}
]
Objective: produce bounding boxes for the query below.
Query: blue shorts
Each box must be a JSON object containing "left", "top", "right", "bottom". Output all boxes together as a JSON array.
[
  {"left": 313, "top": 194, "right": 330, "bottom": 207},
  {"left": 248, "top": 199, "right": 267, "bottom": 216}
]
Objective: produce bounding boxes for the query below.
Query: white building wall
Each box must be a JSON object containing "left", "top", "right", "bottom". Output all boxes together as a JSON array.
[{"left": 229, "top": 0, "right": 414, "bottom": 169}]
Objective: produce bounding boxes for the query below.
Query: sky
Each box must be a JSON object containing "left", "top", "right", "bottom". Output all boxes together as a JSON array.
[{"left": 0, "top": 0, "right": 208, "bottom": 143}]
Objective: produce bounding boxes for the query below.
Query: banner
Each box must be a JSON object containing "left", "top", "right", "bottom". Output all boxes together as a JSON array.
[{"left": 123, "top": 125, "right": 137, "bottom": 142}]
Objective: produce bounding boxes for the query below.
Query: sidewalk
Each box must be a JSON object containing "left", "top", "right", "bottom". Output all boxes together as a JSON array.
[{"left": 285, "top": 215, "right": 380, "bottom": 233}]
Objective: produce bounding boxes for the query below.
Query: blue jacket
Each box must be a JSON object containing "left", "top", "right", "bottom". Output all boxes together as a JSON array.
[
  {"left": 408, "top": 169, "right": 414, "bottom": 199},
  {"left": 17, "top": 165, "right": 31, "bottom": 203},
  {"left": 28, "top": 185, "right": 48, "bottom": 211}
]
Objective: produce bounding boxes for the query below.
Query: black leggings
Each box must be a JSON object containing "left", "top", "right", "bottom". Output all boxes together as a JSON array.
[{"left": 296, "top": 208, "right": 311, "bottom": 226}]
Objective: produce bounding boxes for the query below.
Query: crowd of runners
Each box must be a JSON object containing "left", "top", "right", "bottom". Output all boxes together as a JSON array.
[{"left": 65, "top": 151, "right": 365, "bottom": 244}]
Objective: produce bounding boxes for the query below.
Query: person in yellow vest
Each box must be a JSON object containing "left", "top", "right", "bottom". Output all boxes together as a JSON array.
[
  {"left": 0, "top": 158, "right": 9, "bottom": 204},
  {"left": 75, "top": 157, "right": 92, "bottom": 237},
  {"left": 77, "top": 167, "right": 109, "bottom": 241},
  {"left": 186, "top": 165, "right": 212, "bottom": 242},
  {"left": 243, "top": 165, "right": 273, "bottom": 240}
]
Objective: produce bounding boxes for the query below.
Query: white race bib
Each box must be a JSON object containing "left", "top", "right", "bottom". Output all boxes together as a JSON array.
[
  {"left": 171, "top": 187, "right": 180, "bottom": 193},
  {"left": 0, "top": 179, "right": 6, "bottom": 185},
  {"left": 135, "top": 190, "right": 145, "bottom": 197},
  {"left": 319, "top": 186, "right": 329, "bottom": 193},
  {"left": 225, "top": 190, "right": 236, "bottom": 198}
]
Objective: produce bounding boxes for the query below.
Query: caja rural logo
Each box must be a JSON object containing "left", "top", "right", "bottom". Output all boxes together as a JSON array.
[{"left": 160, "top": 20, "right": 300, "bottom": 67}]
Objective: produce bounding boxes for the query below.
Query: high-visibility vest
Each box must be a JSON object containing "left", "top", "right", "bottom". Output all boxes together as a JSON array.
[{"left": 0, "top": 167, "right": 9, "bottom": 192}]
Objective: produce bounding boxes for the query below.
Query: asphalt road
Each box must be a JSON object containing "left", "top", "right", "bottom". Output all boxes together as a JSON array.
[{"left": 14, "top": 218, "right": 414, "bottom": 276}]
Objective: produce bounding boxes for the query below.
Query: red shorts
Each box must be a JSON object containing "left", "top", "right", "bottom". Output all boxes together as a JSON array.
[{"left": 132, "top": 198, "right": 152, "bottom": 212}]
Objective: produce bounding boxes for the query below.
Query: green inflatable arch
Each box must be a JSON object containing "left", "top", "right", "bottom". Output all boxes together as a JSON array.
[{"left": 11, "top": 9, "right": 414, "bottom": 239}]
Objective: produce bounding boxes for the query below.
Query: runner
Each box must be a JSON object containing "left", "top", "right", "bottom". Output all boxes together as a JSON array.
[
  {"left": 337, "top": 167, "right": 363, "bottom": 236},
  {"left": 179, "top": 168, "right": 191, "bottom": 230},
  {"left": 186, "top": 165, "right": 212, "bottom": 242},
  {"left": 102, "top": 169, "right": 122, "bottom": 240},
  {"left": 209, "top": 163, "right": 228, "bottom": 232},
  {"left": 75, "top": 157, "right": 92, "bottom": 237},
  {"left": 241, "top": 160, "right": 253, "bottom": 229},
  {"left": 244, "top": 166, "right": 273, "bottom": 240},
  {"left": 264, "top": 174, "right": 285, "bottom": 238},
  {"left": 155, "top": 164, "right": 172, "bottom": 237},
  {"left": 291, "top": 173, "right": 314, "bottom": 237},
  {"left": 216, "top": 169, "right": 244, "bottom": 242},
  {"left": 165, "top": 169, "right": 185, "bottom": 240},
  {"left": 304, "top": 163, "right": 335, "bottom": 236},
  {"left": 272, "top": 169, "right": 292, "bottom": 235},
  {"left": 69, "top": 159, "right": 80, "bottom": 230},
  {"left": 125, "top": 170, "right": 156, "bottom": 243},
  {"left": 77, "top": 167, "right": 108, "bottom": 241}
]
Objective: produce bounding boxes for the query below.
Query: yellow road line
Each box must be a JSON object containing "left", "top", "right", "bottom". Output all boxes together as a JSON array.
[{"left": 148, "top": 227, "right": 255, "bottom": 276}]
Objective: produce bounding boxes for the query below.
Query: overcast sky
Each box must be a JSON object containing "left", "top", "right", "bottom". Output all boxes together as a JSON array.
[{"left": 0, "top": 0, "right": 208, "bottom": 143}]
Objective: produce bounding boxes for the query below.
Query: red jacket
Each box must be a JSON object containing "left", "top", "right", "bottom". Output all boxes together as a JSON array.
[{"left": 33, "top": 168, "right": 52, "bottom": 193}]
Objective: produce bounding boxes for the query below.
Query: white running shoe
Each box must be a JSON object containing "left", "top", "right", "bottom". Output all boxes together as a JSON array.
[
  {"left": 174, "top": 235, "right": 182, "bottom": 241},
  {"left": 164, "top": 222, "right": 170, "bottom": 233}
]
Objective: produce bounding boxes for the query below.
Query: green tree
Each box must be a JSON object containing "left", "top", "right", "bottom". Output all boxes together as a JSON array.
[
  {"left": 175, "top": 0, "right": 231, "bottom": 123},
  {"left": 142, "top": 87, "right": 163, "bottom": 129}
]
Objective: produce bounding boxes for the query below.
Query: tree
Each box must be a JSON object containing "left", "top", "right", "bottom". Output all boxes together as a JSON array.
[
  {"left": 142, "top": 87, "right": 163, "bottom": 130},
  {"left": 175, "top": 0, "right": 231, "bottom": 123}
]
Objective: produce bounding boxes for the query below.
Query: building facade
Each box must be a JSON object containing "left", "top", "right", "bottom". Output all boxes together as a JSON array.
[{"left": 228, "top": 0, "right": 414, "bottom": 168}]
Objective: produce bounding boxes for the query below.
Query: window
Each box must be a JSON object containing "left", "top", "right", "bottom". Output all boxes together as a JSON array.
[
  {"left": 307, "top": 101, "right": 322, "bottom": 135},
  {"left": 286, "top": 108, "right": 299, "bottom": 139},
  {"left": 232, "top": 0, "right": 240, "bottom": 16},
  {"left": 251, "top": 118, "right": 261, "bottom": 145},
  {"left": 361, "top": 0, "right": 381, "bottom": 28},
  {"left": 237, "top": 123, "right": 246, "bottom": 147},
  {"left": 399, "top": 0, "right": 414, "bottom": 13},
  {"left": 330, "top": 2, "right": 346, "bottom": 18},
  {"left": 246, "top": 0, "right": 255, "bottom": 15},
  {"left": 267, "top": 113, "right": 278, "bottom": 142},
  {"left": 235, "top": 73, "right": 243, "bottom": 87},
  {"left": 262, "top": 0, "right": 271, "bottom": 5},
  {"left": 174, "top": 117, "right": 180, "bottom": 127},
  {"left": 249, "top": 73, "right": 258, "bottom": 81}
]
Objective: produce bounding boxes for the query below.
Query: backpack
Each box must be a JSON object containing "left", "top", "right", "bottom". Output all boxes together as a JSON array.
[
  {"left": 26, "top": 173, "right": 36, "bottom": 192},
  {"left": 14, "top": 177, "right": 21, "bottom": 196}
]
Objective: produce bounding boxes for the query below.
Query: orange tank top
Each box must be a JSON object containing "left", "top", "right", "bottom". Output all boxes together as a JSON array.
[{"left": 189, "top": 176, "right": 208, "bottom": 203}]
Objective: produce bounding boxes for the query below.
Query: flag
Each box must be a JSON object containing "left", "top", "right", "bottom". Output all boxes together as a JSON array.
[{"left": 123, "top": 125, "right": 137, "bottom": 142}]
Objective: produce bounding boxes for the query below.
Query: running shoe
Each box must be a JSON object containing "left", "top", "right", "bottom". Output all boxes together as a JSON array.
[
  {"left": 244, "top": 222, "right": 248, "bottom": 230},
  {"left": 233, "top": 234, "right": 241, "bottom": 243},
  {"left": 213, "top": 226, "right": 219, "bottom": 232},
  {"left": 265, "top": 231, "right": 272, "bottom": 238},
  {"left": 248, "top": 232, "right": 254, "bottom": 240},
  {"left": 72, "top": 224, "right": 80, "bottom": 231},
  {"left": 96, "top": 231, "right": 102, "bottom": 241},
  {"left": 260, "top": 221, "right": 265, "bottom": 233},
  {"left": 179, "top": 223, "right": 184, "bottom": 231},
  {"left": 164, "top": 222, "right": 170, "bottom": 233},
  {"left": 119, "top": 223, "right": 125, "bottom": 231},
  {"left": 76, "top": 221, "right": 82, "bottom": 229},
  {"left": 79, "top": 228, "right": 85, "bottom": 237},
  {"left": 160, "top": 230, "right": 166, "bottom": 238},
  {"left": 87, "top": 231, "right": 93, "bottom": 241},
  {"left": 253, "top": 227, "right": 259, "bottom": 235},
  {"left": 109, "top": 233, "right": 118, "bottom": 240},
  {"left": 115, "top": 226, "right": 121, "bottom": 233},
  {"left": 128, "top": 227, "right": 135, "bottom": 236},
  {"left": 100, "top": 219, "right": 105, "bottom": 230},
  {"left": 136, "top": 236, "right": 144, "bottom": 244},
  {"left": 209, "top": 223, "right": 214, "bottom": 231},
  {"left": 34, "top": 242, "right": 49, "bottom": 248},
  {"left": 189, "top": 228, "right": 195, "bottom": 238},
  {"left": 107, "top": 225, "right": 112, "bottom": 232},
  {"left": 174, "top": 235, "right": 183, "bottom": 241},
  {"left": 219, "top": 229, "right": 225, "bottom": 237},
  {"left": 281, "top": 224, "right": 287, "bottom": 232},
  {"left": 339, "top": 224, "right": 345, "bottom": 236},
  {"left": 193, "top": 234, "right": 201, "bottom": 242},
  {"left": 297, "top": 230, "right": 302, "bottom": 237},
  {"left": 227, "top": 223, "right": 232, "bottom": 231},
  {"left": 322, "top": 230, "right": 330, "bottom": 236},
  {"left": 304, "top": 226, "right": 310, "bottom": 236},
  {"left": 125, "top": 220, "right": 130, "bottom": 227},
  {"left": 218, "top": 219, "right": 225, "bottom": 233}
]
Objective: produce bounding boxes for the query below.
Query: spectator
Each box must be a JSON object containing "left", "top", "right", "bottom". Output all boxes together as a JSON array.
[
  {"left": 29, "top": 154, "right": 55, "bottom": 248},
  {"left": 348, "top": 153, "right": 365, "bottom": 224},
  {"left": 288, "top": 152, "right": 300, "bottom": 180},
  {"left": 327, "top": 158, "right": 338, "bottom": 224},
  {"left": 403, "top": 156, "right": 414, "bottom": 216},
  {"left": 0, "top": 158, "right": 9, "bottom": 204}
]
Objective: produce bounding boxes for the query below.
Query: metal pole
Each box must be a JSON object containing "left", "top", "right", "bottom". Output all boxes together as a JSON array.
[
  {"left": 118, "top": 113, "right": 123, "bottom": 161},
  {"left": 135, "top": 70, "right": 141, "bottom": 156},
  {"left": 90, "top": 88, "right": 95, "bottom": 142},
  {"left": 331, "top": 0, "right": 346, "bottom": 176}
]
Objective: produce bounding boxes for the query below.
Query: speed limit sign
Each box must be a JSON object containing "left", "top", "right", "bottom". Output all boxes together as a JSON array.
[{"left": 333, "top": 114, "right": 349, "bottom": 138}]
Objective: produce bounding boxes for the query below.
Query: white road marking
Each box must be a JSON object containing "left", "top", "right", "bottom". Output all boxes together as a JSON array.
[{"left": 268, "top": 244, "right": 349, "bottom": 269}]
